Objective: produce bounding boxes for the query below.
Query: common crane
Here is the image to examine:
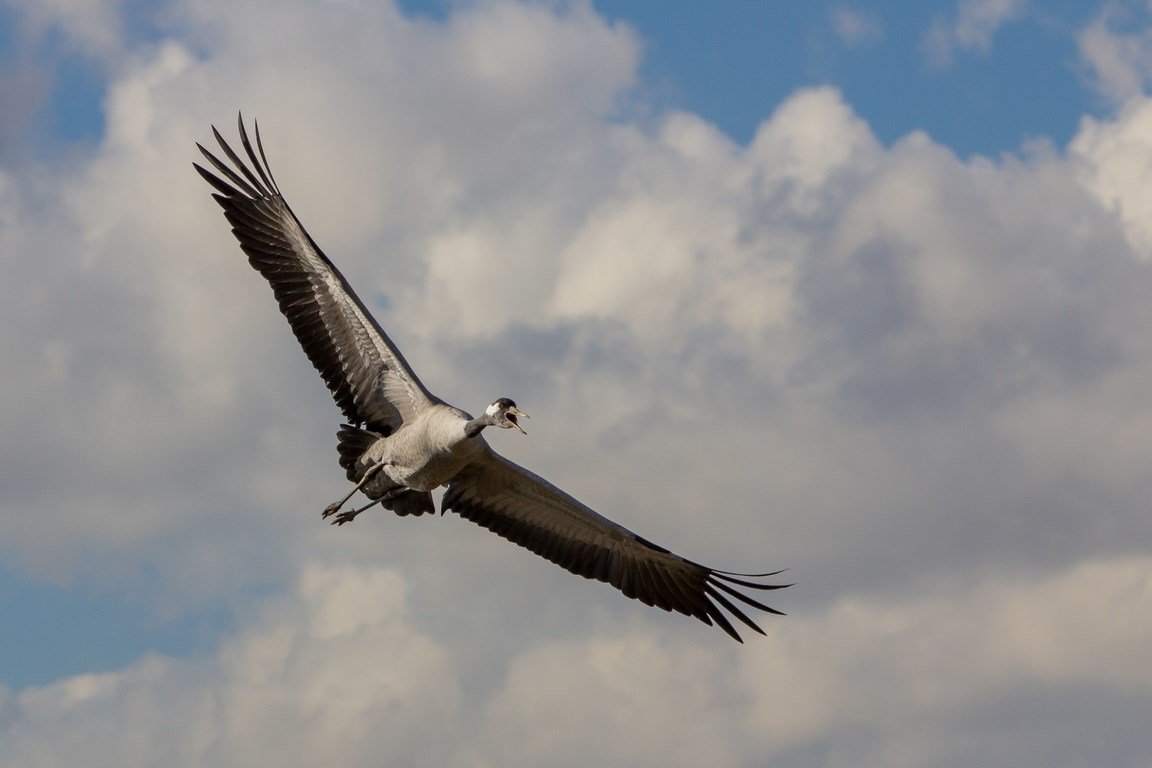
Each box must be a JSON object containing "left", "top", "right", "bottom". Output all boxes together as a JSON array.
[{"left": 194, "top": 116, "right": 788, "bottom": 641}]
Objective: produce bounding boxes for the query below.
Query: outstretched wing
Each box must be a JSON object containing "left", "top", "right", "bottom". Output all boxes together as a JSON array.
[
  {"left": 443, "top": 450, "right": 789, "bottom": 642},
  {"left": 193, "top": 114, "right": 439, "bottom": 433}
]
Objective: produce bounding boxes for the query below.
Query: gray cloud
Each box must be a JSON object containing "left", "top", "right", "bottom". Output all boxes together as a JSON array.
[
  {"left": 2, "top": 557, "right": 1149, "bottom": 768},
  {"left": 0, "top": 68, "right": 48, "bottom": 160}
]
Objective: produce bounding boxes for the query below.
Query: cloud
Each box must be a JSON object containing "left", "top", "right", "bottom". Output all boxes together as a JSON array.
[
  {"left": 1, "top": 0, "right": 130, "bottom": 62},
  {"left": 0, "top": 565, "right": 463, "bottom": 767},
  {"left": 2, "top": 557, "right": 1149, "bottom": 767},
  {"left": 1072, "top": 95, "right": 1152, "bottom": 257},
  {"left": 829, "top": 6, "right": 884, "bottom": 49},
  {"left": 2, "top": 0, "right": 1152, "bottom": 765},
  {"left": 923, "top": 0, "right": 1027, "bottom": 67},
  {"left": 1077, "top": 2, "right": 1152, "bottom": 104},
  {"left": 0, "top": 68, "right": 48, "bottom": 159},
  {"left": 485, "top": 556, "right": 1152, "bottom": 768}
]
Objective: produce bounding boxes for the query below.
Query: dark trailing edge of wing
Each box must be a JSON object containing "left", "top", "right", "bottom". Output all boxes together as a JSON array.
[{"left": 441, "top": 484, "right": 790, "bottom": 642}]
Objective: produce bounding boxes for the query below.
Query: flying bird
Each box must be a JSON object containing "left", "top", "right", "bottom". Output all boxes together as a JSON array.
[{"left": 194, "top": 115, "right": 788, "bottom": 641}]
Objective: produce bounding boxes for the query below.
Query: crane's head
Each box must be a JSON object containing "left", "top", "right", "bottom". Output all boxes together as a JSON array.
[{"left": 486, "top": 398, "right": 529, "bottom": 434}]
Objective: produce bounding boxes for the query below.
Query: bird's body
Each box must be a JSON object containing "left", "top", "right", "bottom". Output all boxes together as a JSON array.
[
  {"left": 363, "top": 404, "right": 483, "bottom": 492},
  {"left": 195, "top": 115, "right": 789, "bottom": 641}
]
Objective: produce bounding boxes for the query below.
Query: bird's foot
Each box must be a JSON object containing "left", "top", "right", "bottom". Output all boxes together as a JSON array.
[
  {"left": 330, "top": 509, "right": 361, "bottom": 526},
  {"left": 321, "top": 501, "right": 343, "bottom": 519},
  {"left": 329, "top": 498, "right": 381, "bottom": 526}
]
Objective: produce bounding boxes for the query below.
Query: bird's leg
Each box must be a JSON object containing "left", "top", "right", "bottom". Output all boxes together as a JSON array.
[
  {"left": 322, "top": 461, "right": 385, "bottom": 519},
  {"left": 329, "top": 486, "right": 409, "bottom": 526},
  {"left": 330, "top": 499, "right": 381, "bottom": 526}
]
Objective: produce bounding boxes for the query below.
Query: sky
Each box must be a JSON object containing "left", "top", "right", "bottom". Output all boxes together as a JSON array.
[{"left": 1, "top": 0, "right": 1152, "bottom": 765}]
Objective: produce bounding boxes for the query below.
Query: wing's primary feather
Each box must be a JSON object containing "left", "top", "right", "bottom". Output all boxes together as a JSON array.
[
  {"left": 443, "top": 450, "right": 789, "bottom": 642},
  {"left": 193, "top": 114, "right": 440, "bottom": 433}
]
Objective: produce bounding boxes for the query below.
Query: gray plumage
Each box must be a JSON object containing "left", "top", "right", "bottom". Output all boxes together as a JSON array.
[{"left": 194, "top": 115, "right": 789, "bottom": 642}]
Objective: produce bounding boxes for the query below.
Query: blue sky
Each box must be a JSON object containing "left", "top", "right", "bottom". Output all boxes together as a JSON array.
[
  {"left": 2, "top": 1, "right": 1152, "bottom": 766},
  {"left": 595, "top": 0, "right": 1102, "bottom": 154},
  {"left": 1, "top": 1, "right": 1119, "bottom": 156},
  {"left": 0, "top": 567, "right": 233, "bottom": 687}
]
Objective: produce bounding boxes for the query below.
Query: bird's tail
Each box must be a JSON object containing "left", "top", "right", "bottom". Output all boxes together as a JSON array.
[
  {"left": 386, "top": 489, "right": 435, "bottom": 517},
  {"left": 336, "top": 423, "right": 383, "bottom": 481}
]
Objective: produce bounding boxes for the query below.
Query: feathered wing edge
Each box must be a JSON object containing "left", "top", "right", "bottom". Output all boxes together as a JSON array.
[
  {"left": 192, "top": 114, "right": 438, "bottom": 433},
  {"left": 443, "top": 453, "right": 790, "bottom": 642}
]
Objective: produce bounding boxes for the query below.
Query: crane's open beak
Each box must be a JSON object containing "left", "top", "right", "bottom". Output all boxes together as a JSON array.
[{"left": 507, "top": 407, "right": 529, "bottom": 435}]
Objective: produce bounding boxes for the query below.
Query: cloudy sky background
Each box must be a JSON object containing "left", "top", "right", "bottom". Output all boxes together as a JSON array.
[{"left": 2, "top": 0, "right": 1152, "bottom": 765}]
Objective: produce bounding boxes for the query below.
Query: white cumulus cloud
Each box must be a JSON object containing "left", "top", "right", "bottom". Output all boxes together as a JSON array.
[
  {"left": 0, "top": 565, "right": 462, "bottom": 768},
  {"left": 1072, "top": 96, "right": 1152, "bottom": 257},
  {"left": 2, "top": 557, "right": 1150, "bottom": 767}
]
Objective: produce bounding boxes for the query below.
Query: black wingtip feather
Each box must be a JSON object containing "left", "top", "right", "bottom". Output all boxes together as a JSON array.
[
  {"left": 211, "top": 124, "right": 269, "bottom": 198},
  {"left": 710, "top": 578, "right": 787, "bottom": 617},
  {"left": 703, "top": 598, "right": 744, "bottom": 643},
  {"left": 197, "top": 142, "right": 261, "bottom": 199},
  {"left": 712, "top": 572, "right": 793, "bottom": 591},
  {"left": 193, "top": 162, "right": 238, "bottom": 198},
  {"left": 704, "top": 585, "right": 767, "bottom": 637},
  {"left": 237, "top": 113, "right": 277, "bottom": 196},
  {"left": 711, "top": 567, "right": 789, "bottom": 578},
  {"left": 253, "top": 118, "right": 280, "bottom": 193}
]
